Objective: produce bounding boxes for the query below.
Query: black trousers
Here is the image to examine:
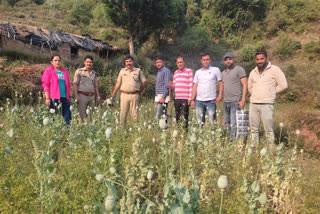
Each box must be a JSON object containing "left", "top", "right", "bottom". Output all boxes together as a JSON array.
[{"left": 174, "top": 99, "right": 189, "bottom": 128}]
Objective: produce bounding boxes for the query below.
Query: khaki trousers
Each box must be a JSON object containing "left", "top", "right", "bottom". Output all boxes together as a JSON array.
[
  {"left": 249, "top": 103, "right": 275, "bottom": 147},
  {"left": 120, "top": 93, "right": 139, "bottom": 124},
  {"left": 78, "top": 94, "right": 95, "bottom": 119}
]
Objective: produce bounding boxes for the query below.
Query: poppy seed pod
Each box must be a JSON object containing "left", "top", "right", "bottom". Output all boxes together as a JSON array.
[
  {"left": 43, "top": 117, "right": 51, "bottom": 126},
  {"left": 95, "top": 174, "right": 104, "bottom": 182},
  {"left": 49, "top": 140, "right": 55, "bottom": 147},
  {"left": 217, "top": 175, "right": 228, "bottom": 189},
  {"left": 105, "top": 128, "right": 112, "bottom": 139},
  {"left": 106, "top": 98, "right": 112, "bottom": 105},
  {"left": 159, "top": 119, "right": 167, "bottom": 129},
  {"left": 190, "top": 134, "right": 197, "bottom": 143},
  {"left": 147, "top": 170, "right": 153, "bottom": 180},
  {"left": 260, "top": 148, "right": 267, "bottom": 157},
  {"left": 104, "top": 195, "right": 115, "bottom": 212},
  {"left": 258, "top": 192, "right": 267, "bottom": 205},
  {"left": 109, "top": 167, "right": 116, "bottom": 174},
  {"left": 7, "top": 128, "right": 14, "bottom": 138},
  {"left": 83, "top": 205, "right": 89, "bottom": 211},
  {"left": 172, "top": 130, "right": 179, "bottom": 138}
]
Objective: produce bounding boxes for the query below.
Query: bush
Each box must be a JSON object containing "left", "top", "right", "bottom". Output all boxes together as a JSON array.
[
  {"left": 0, "top": 67, "right": 43, "bottom": 106},
  {"left": 69, "top": 0, "right": 95, "bottom": 25},
  {"left": 225, "top": 36, "right": 240, "bottom": 50},
  {"left": 294, "top": 24, "right": 305, "bottom": 34},
  {"left": 305, "top": 41, "right": 320, "bottom": 56},
  {"left": 285, "top": 64, "right": 297, "bottom": 78},
  {"left": 70, "top": 7, "right": 92, "bottom": 25},
  {"left": 275, "top": 33, "right": 301, "bottom": 59},
  {"left": 265, "top": 0, "right": 319, "bottom": 35},
  {"left": 92, "top": 2, "right": 109, "bottom": 27},
  {"left": 98, "top": 74, "right": 118, "bottom": 99},
  {"left": 255, "top": 41, "right": 266, "bottom": 51},
  {"left": 0, "top": 49, "right": 50, "bottom": 64},
  {"left": 279, "top": 89, "right": 299, "bottom": 103},
  {"left": 240, "top": 44, "right": 256, "bottom": 62},
  {"left": 92, "top": 56, "right": 106, "bottom": 76},
  {"left": 45, "top": 0, "right": 60, "bottom": 9},
  {"left": 31, "top": 0, "right": 45, "bottom": 5},
  {"left": 7, "top": 0, "right": 21, "bottom": 7},
  {"left": 181, "top": 26, "right": 213, "bottom": 54},
  {"left": 102, "top": 29, "right": 121, "bottom": 41},
  {"left": 240, "top": 61, "right": 256, "bottom": 76}
]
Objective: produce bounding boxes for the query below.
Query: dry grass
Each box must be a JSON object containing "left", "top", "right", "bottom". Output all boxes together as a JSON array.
[{"left": 0, "top": 2, "right": 78, "bottom": 34}]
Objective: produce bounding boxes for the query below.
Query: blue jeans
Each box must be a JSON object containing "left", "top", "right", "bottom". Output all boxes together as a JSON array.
[
  {"left": 50, "top": 98, "right": 71, "bottom": 125},
  {"left": 223, "top": 101, "right": 239, "bottom": 138},
  {"left": 195, "top": 100, "right": 216, "bottom": 125},
  {"left": 156, "top": 103, "right": 168, "bottom": 120}
]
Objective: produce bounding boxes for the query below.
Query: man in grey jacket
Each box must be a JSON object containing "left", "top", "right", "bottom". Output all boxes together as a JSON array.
[{"left": 248, "top": 50, "right": 288, "bottom": 147}]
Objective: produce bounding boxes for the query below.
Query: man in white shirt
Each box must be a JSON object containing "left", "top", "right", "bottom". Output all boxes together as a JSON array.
[{"left": 191, "top": 54, "right": 223, "bottom": 126}]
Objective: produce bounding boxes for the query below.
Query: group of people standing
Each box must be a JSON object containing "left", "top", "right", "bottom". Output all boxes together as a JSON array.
[
  {"left": 41, "top": 55, "right": 100, "bottom": 125},
  {"left": 151, "top": 53, "right": 245, "bottom": 135},
  {"left": 41, "top": 49, "right": 288, "bottom": 147}
]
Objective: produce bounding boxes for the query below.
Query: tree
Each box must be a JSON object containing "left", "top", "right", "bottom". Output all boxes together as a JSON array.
[{"left": 104, "top": 0, "right": 185, "bottom": 56}]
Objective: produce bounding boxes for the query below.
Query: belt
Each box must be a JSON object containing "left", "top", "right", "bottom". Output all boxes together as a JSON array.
[
  {"left": 79, "top": 91, "right": 95, "bottom": 96},
  {"left": 121, "top": 91, "right": 139, "bottom": 94}
]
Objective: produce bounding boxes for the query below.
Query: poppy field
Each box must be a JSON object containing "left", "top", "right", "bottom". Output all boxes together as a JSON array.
[{"left": 0, "top": 96, "right": 311, "bottom": 213}]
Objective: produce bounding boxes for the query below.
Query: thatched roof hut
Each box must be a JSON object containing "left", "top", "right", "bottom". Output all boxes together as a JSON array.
[{"left": 0, "top": 21, "right": 123, "bottom": 61}]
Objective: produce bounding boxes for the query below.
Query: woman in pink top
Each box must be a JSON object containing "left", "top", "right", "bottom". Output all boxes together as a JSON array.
[{"left": 41, "top": 55, "right": 71, "bottom": 125}]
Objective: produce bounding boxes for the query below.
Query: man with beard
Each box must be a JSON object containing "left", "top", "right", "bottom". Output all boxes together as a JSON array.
[
  {"left": 221, "top": 52, "right": 247, "bottom": 138},
  {"left": 248, "top": 50, "right": 288, "bottom": 148}
]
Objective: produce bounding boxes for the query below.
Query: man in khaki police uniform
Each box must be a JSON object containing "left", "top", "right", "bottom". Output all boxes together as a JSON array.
[
  {"left": 73, "top": 55, "right": 101, "bottom": 120},
  {"left": 111, "top": 56, "right": 147, "bottom": 124}
]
